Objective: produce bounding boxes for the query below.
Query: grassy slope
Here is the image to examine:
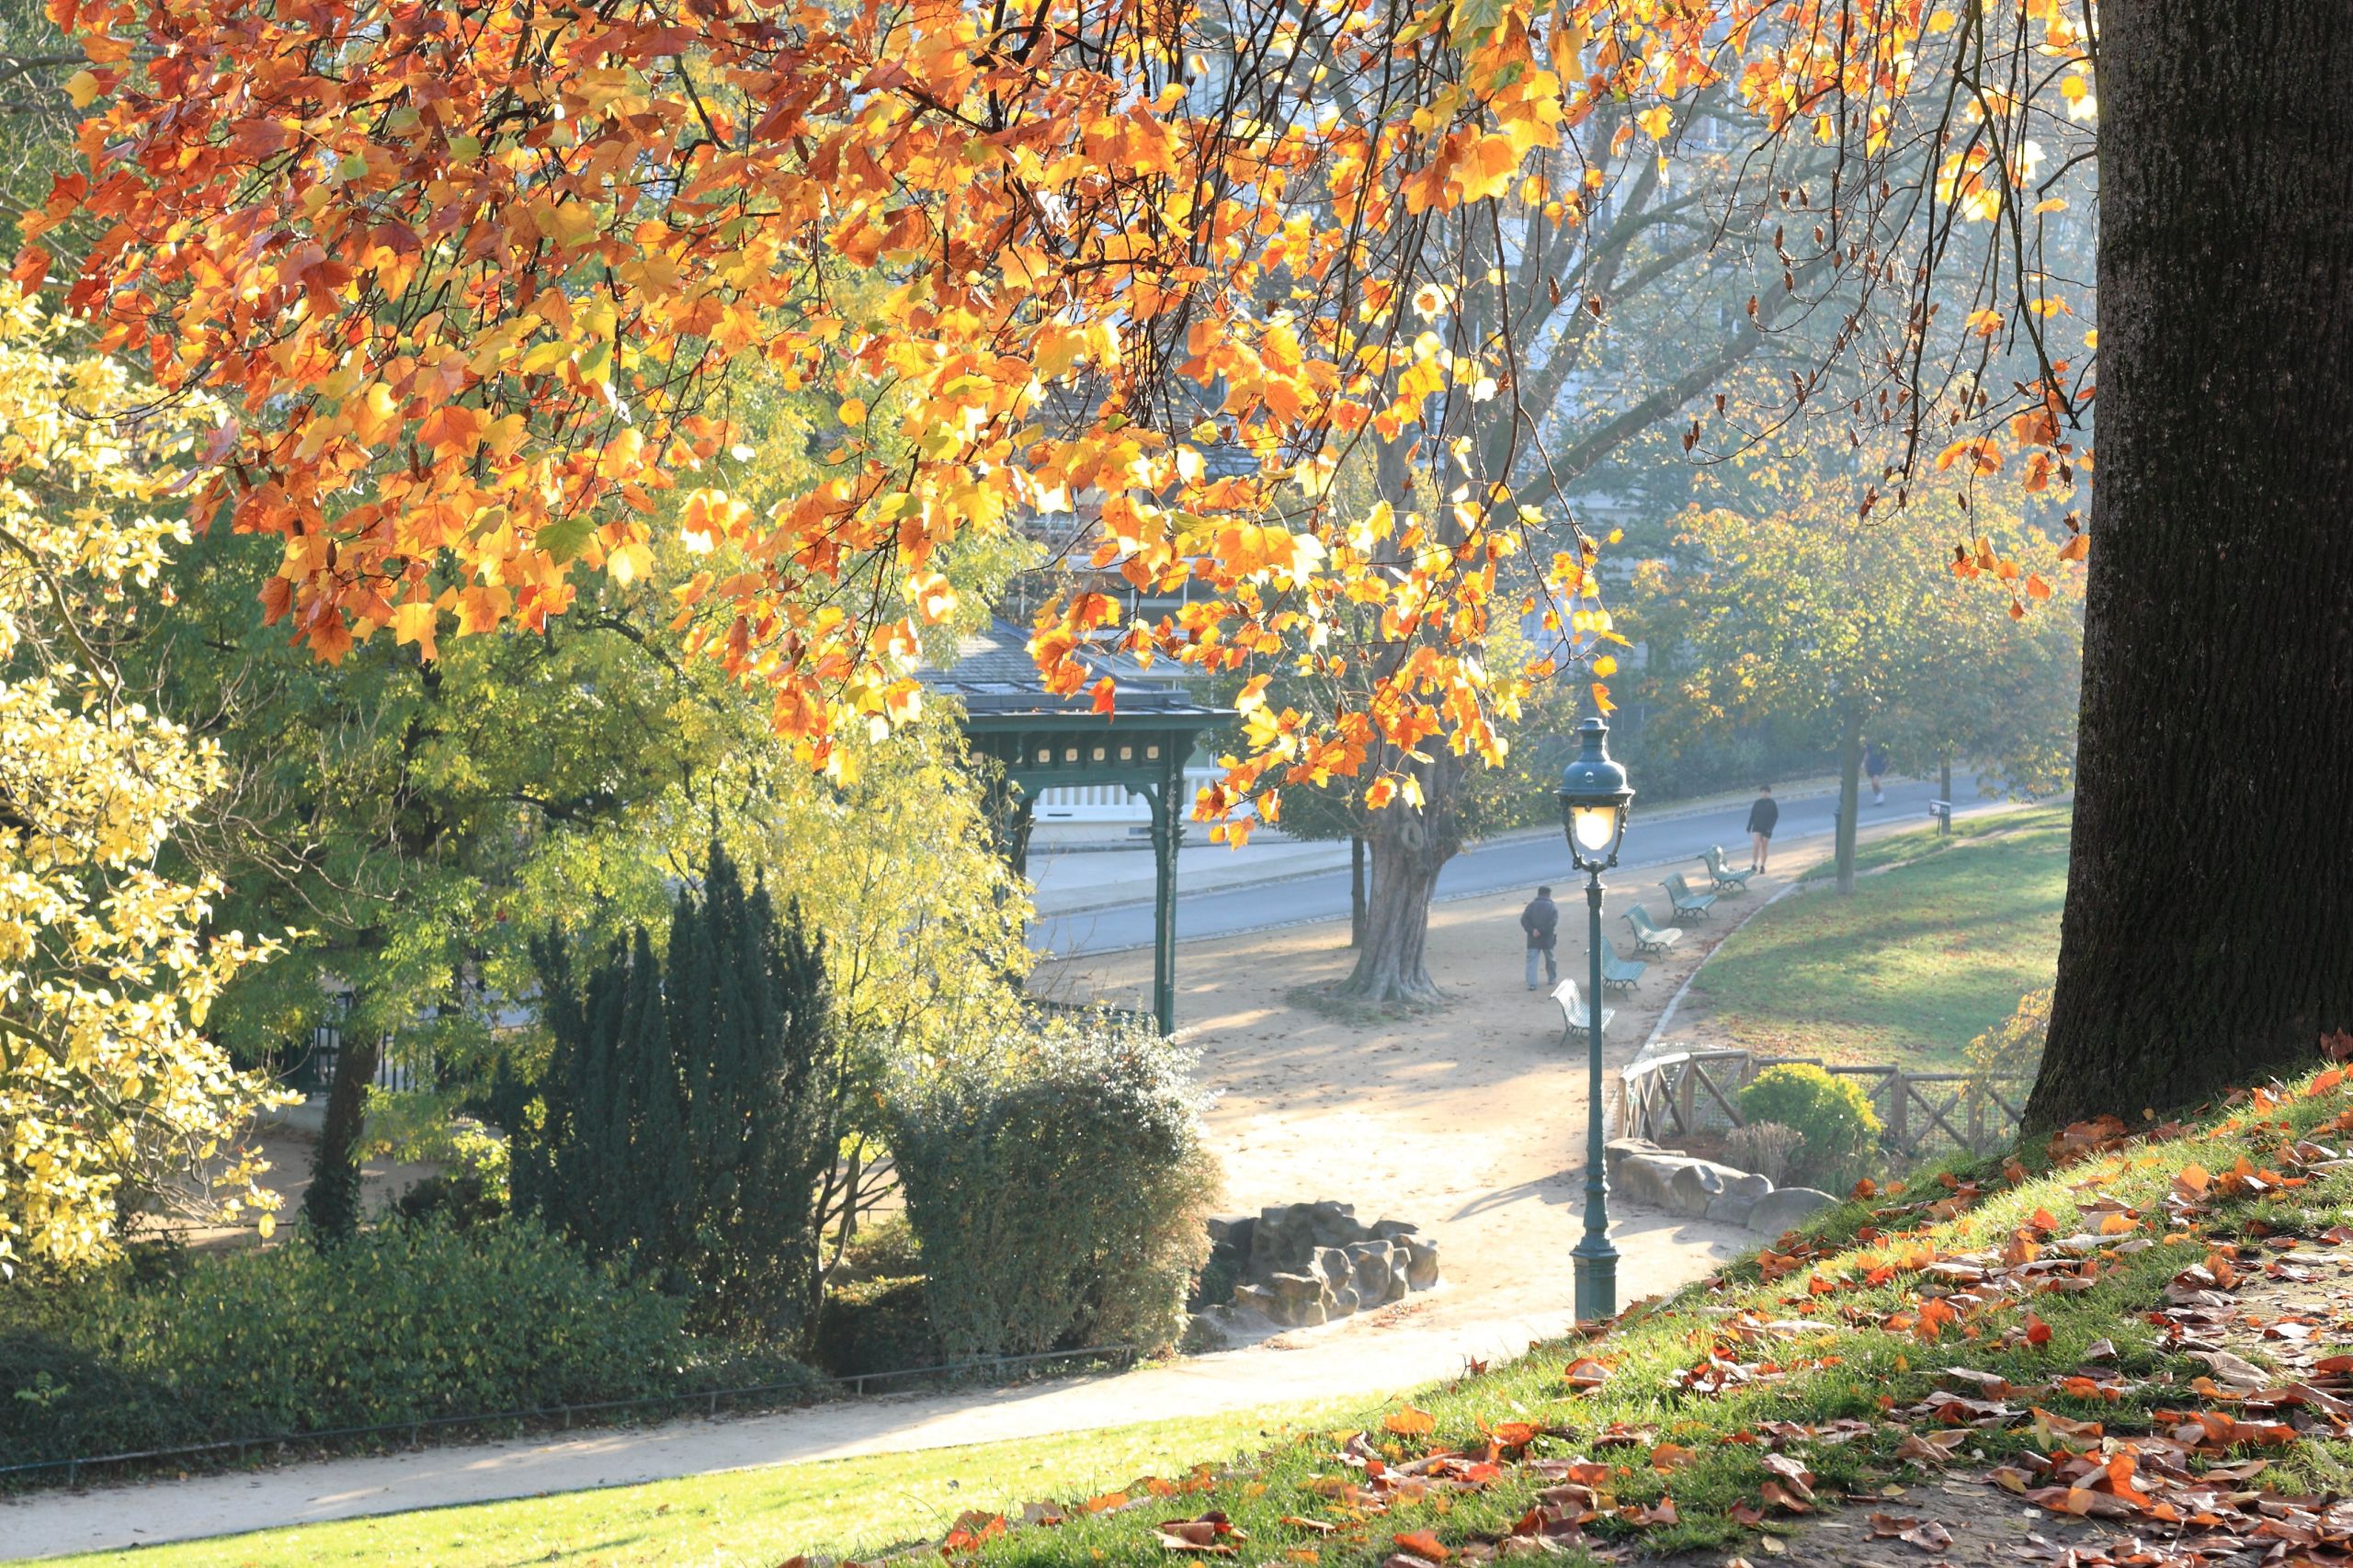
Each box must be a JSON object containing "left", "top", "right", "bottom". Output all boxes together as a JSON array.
[
  {"left": 939, "top": 1065, "right": 2353, "bottom": 1568},
  {"left": 49, "top": 1401, "right": 1362, "bottom": 1567},
  {"left": 1691, "top": 805, "right": 2073, "bottom": 1067}
]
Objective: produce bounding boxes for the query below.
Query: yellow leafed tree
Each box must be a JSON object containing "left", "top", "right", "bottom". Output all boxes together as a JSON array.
[{"left": 0, "top": 284, "right": 281, "bottom": 1276}]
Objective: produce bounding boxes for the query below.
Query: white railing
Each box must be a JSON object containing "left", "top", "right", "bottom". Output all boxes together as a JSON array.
[{"left": 1034, "top": 767, "right": 1225, "bottom": 823}]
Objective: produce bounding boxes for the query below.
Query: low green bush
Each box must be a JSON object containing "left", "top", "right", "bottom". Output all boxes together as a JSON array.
[
  {"left": 1736, "top": 1063, "right": 1881, "bottom": 1188},
  {"left": 810, "top": 1275, "right": 940, "bottom": 1380},
  {"left": 392, "top": 1165, "right": 507, "bottom": 1232},
  {"left": 891, "top": 1018, "right": 1220, "bottom": 1363},
  {"left": 0, "top": 1218, "right": 816, "bottom": 1468}
]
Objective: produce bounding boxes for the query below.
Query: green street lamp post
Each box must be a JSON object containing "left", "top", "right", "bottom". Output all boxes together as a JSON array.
[{"left": 1557, "top": 715, "right": 1634, "bottom": 1324}]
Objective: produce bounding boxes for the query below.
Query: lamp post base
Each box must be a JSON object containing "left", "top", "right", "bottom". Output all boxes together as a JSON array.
[{"left": 1571, "top": 1236, "right": 1619, "bottom": 1324}]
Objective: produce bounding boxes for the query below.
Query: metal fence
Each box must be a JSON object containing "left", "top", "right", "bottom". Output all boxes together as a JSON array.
[
  {"left": 1618, "top": 1046, "right": 2031, "bottom": 1158},
  {"left": 0, "top": 1344, "right": 1139, "bottom": 1487},
  {"left": 283, "top": 1003, "right": 430, "bottom": 1096}
]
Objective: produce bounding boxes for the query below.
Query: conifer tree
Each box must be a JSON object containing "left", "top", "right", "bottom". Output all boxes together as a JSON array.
[{"left": 515, "top": 839, "right": 841, "bottom": 1336}]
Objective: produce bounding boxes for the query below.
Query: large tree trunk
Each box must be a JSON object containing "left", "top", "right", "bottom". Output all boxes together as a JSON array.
[
  {"left": 2026, "top": 6, "right": 2353, "bottom": 1129},
  {"left": 1336, "top": 754, "right": 1461, "bottom": 1006}
]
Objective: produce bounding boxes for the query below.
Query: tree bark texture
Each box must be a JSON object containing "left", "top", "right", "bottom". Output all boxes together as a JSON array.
[
  {"left": 1339, "top": 752, "right": 1462, "bottom": 1006},
  {"left": 1349, "top": 834, "right": 1369, "bottom": 949},
  {"left": 2028, "top": 5, "right": 2353, "bottom": 1128}
]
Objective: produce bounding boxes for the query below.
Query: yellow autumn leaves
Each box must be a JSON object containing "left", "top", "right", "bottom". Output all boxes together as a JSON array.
[{"left": 0, "top": 285, "right": 285, "bottom": 1276}]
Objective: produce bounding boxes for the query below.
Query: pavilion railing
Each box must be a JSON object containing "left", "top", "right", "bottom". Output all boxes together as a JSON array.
[{"left": 1616, "top": 1045, "right": 2032, "bottom": 1160}]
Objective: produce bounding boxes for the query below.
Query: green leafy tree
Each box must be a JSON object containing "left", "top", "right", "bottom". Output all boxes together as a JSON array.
[{"left": 1626, "top": 465, "right": 2083, "bottom": 892}]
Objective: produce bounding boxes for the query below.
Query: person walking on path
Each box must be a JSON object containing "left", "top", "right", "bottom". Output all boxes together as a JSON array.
[
  {"left": 1519, "top": 887, "right": 1560, "bottom": 992},
  {"left": 1745, "top": 785, "right": 1779, "bottom": 874},
  {"left": 1865, "top": 741, "right": 1889, "bottom": 804}
]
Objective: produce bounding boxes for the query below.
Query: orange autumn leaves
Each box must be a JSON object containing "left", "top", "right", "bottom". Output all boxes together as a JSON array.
[{"left": 22, "top": 0, "right": 2083, "bottom": 799}]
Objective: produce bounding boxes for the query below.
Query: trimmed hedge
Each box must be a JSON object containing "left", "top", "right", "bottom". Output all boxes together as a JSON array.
[{"left": 0, "top": 1218, "right": 815, "bottom": 1469}]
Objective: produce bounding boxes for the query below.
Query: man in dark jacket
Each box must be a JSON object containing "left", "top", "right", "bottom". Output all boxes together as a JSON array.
[
  {"left": 1520, "top": 887, "right": 1560, "bottom": 992},
  {"left": 1746, "top": 784, "right": 1780, "bottom": 874}
]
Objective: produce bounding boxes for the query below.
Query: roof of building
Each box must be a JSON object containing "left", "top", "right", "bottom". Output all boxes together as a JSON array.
[{"left": 921, "top": 619, "right": 1228, "bottom": 722}]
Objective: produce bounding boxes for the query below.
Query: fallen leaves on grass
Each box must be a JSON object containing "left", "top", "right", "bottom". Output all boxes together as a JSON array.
[{"left": 1154, "top": 1512, "right": 1247, "bottom": 1553}]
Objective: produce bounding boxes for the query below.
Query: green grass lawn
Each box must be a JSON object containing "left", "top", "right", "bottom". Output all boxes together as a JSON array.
[
  {"left": 48, "top": 1399, "right": 1362, "bottom": 1568},
  {"left": 1692, "top": 804, "right": 2072, "bottom": 1067}
]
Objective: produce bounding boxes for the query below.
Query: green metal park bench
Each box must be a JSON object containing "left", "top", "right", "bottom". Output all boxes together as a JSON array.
[
  {"left": 1625, "top": 904, "right": 1685, "bottom": 955},
  {"left": 1699, "top": 845, "right": 1757, "bottom": 893},
  {"left": 1660, "top": 872, "right": 1719, "bottom": 922},
  {"left": 1551, "top": 977, "right": 1614, "bottom": 1040},
  {"left": 1599, "top": 943, "right": 1648, "bottom": 993}
]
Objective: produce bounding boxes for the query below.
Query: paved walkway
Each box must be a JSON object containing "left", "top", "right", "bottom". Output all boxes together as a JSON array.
[{"left": 0, "top": 1211, "right": 1744, "bottom": 1562}]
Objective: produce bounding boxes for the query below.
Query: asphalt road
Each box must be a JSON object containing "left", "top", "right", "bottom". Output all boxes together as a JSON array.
[{"left": 1031, "top": 775, "right": 1995, "bottom": 957}]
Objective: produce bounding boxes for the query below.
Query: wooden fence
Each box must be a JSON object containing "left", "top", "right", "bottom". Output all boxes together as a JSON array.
[{"left": 1616, "top": 1046, "right": 2032, "bottom": 1159}]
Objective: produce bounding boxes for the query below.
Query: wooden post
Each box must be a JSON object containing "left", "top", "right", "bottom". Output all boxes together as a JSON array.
[
  {"left": 1890, "top": 1071, "right": 1911, "bottom": 1153},
  {"left": 1676, "top": 1060, "right": 1698, "bottom": 1135}
]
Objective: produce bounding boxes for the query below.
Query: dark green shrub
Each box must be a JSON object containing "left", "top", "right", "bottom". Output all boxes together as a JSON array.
[
  {"left": 0, "top": 1218, "right": 813, "bottom": 1466},
  {"left": 890, "top": 1019, "right": 1220, "bottom": 1363},
  {"left": 1737, "top": 1063, "right": 1882, "bottom": 1188},
  {"left": 0, "top": 1330, "right": 208, "bottom": 1460},
  {"left": 810, "top": 1276, "right": 939, "bottom": 1380},
  {"left": 510, "top": 842, "right": 841, "bottom": 1339},
  {"left": 393, "top": 1165, "right": 506, "bottom": 1232}
]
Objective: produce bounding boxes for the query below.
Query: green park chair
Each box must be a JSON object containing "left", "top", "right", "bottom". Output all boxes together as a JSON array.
[
  {"left": 1551, "top": 977, "right": 1614, "bottom": 1040},
  {"left": 1625, "top": 904, "right": 1685, "bottom": 955},
  {"left": 1661, "top": 872, "right": 1719, "bottom": 922},
  {"left": 1599, "top": 943, "right": 1649, "bottom": 993},
  {"left": 1699, "top": 845, "right": 1757, "bottom": 893}
]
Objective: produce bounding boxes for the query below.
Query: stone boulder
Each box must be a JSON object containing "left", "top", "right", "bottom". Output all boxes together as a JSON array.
[
  {"left": 1230, "top": 1283, "right": 1278, "bottom": 1320},
  {"left": 1221, "top": 1202, "right": 1439, "bottom": 1328},
  {"left": 1263, "top": 1270, "right": 1332, "bottom": 1327},
  {"left": 1613, "top": 1151, "right": 1780, "bottom": 1220},
  {"left": 1206, "top": 1213, "right": 1256, "bottom": 1260},
  {"left": 1249, "top": 1201, "right": 1368, "bottom": 1280},
  {"left": 1345, "top": 1240, "right": 1411, "bottom": 1305},
  {"left": 1604, "top": 1137, "right": 1667, "bottom": 1180},
  {"left": 1666, "top": 1160, "right": 1771, "bottom": 1220},
  {"left": 1746, "top": 1186, "right": 1840, "bottom": 1235}
]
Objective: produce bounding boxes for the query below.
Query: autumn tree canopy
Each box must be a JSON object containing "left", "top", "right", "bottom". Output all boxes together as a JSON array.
[{"left": 17, "top": 0, "right": 2094, "bottom": 822}]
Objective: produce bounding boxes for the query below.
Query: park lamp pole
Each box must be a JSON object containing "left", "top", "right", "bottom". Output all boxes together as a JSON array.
[{"left": 1557, "top": 716, "right": 1633, "bottom": 1324}]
